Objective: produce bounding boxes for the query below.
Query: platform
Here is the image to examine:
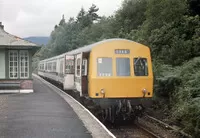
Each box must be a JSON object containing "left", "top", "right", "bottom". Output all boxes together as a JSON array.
[{"left": 0, "top": 74, "right": 114, "bottom": 138}]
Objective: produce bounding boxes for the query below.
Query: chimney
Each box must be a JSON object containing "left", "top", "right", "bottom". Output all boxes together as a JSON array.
[{"left": 0, "top": 22, "right": 4, "bottom": 30}]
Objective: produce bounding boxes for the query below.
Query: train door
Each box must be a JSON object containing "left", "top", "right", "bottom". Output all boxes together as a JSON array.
[
  {"left": 75, "top": 53, "right": 83, "bottom": 96},
  {"left": 75, "top": 52, "right": 89, "bottom": 96},
  {"left": 58, "top": 58, "right": 64, "bottom": 83},
  {"left": 63, "top": 55, "right": 75, "bottom": 90},
  {"left": 82, "top": 52, "right": 89, "bottom": 96}
]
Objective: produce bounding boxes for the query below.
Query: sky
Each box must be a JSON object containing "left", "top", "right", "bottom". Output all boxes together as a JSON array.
[{"left": 0, "top": 0, "right": 122, "bottom": 38}]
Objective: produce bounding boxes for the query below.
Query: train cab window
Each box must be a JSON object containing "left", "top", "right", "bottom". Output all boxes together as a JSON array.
[
  {"left": 134, "top": 58, "right": 148, "bottom": 76},
  {"left": 82, "top": 59, "right": 87, "bottom": 76},
  {"left": 97, "top": 58, "right": 112, "bottom": 77},
  {"left": 116, "top": 58, "right": 130, "bottom": 76}
]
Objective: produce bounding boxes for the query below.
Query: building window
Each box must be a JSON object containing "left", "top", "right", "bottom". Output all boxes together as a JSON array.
[
  {"left": 9, "top": 50, "right": 29, "bottom": 79},
  {"left": 116, "top": 58, "right": 130, "bottom": 76},
  {"left": 134, "top": 58, "right": 148, "bottom": 76},
  {"left": 20, "top": 50, "right": 29, "bottom": 78},
  {"left": 97, "top": 58, "right": 112, "bottom": 77},
  {"left": 9, "top": 50, "right": 18, "bottom": 78}
]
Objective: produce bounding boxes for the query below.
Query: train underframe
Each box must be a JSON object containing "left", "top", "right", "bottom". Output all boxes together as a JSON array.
[
  {"left": 80, "top": 97, "right": 146, "bottom": 124},
  {"left": 40, "top": 75, "right": 147, "bottom": 124}
]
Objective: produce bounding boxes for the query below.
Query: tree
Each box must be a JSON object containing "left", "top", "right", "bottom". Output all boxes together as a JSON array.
[
  {"left": 54, "top": 25, "right": 58, "bottom": 29},
  {"left": 76, "top": 4, "right": 100, "bottom": 28},
  {"left": 187, "top": 0, "right": 200, "bottom": 16},
  {"left": 88, "top": 4, "right": 101, "bottom": 22},
  {"left": 59, "top": 14, "right": 65, "bottom": 26},
  {"left": 76, "top": 8, "right": 86, "bottom": 23},
  {"left": 115, "top": 0, "right": 147, "bottom": 34},
  {"left": 149, "top": 15, "right": 200, "bottom": 65},
  {"left": 144, "top": 0, "right": 187, "bottom": 33}
]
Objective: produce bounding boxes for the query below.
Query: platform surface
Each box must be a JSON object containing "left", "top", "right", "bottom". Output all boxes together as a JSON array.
[{"left": 0, "top": 76, "right": 93, "bottom": 138}]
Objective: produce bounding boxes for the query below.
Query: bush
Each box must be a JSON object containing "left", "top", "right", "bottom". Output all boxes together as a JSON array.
[
  {"left": 155, "top": 76, "right": 181, "bottom": 98},
  {"left": 149, "top": 16, "right": 200, "bottom": 65},
  {"left": 171, "top": 57, "right": 200, "bottom": 136}
]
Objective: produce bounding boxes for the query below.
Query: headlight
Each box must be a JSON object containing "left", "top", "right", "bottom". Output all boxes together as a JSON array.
[
  {"left": 100, "top": 89, "right": 105, "bottom": 94},
  {"left": 142, "top": 88, "right": 147, "bottom": 94}
]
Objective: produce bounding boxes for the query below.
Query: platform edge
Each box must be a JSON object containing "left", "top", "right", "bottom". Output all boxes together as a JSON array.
[{"left": 33, "top": 73, "right": 116, "bottom": 138}]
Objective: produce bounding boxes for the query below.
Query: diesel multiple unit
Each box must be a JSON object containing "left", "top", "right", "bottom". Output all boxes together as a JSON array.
[{"left": 38, "top": 38, "right": 153, "bottom": 122}]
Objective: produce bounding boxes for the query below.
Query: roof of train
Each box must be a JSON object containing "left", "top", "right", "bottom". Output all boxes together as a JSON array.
[
  {"left": 39, "top": 38, "right": 143, "bottom": 62},
  {"left": 66, "top": 38, "right": 134, "bottom": 55}
]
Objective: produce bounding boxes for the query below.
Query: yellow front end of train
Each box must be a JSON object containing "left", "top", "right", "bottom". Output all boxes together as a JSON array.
[{"left": 88, "top": 39, "right": 153, "bottom": 98}]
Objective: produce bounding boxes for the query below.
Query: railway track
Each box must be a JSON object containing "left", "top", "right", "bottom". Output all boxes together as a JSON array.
[
  {"left": 140, "top": 115, "right": 192, "bottom": 138},
  {"left": 109, "top": 114, "right": 192, "bottom": 138},
  {"left": 108, "top": 124, "right": 160, "bottom": 138},
  {"left": 136, "top": 124, "right": 161, "bottom": 138}
]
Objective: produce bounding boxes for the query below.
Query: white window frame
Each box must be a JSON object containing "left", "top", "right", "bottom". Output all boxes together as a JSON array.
[
  {"left": 19, "top": 50, "right": 29, "bottom": 78},
  {"left": 9, "top": 50, "right": 18, "bottom": 79},
  {"left": 60, "top": 60, "right": 64, "bottom": 75},
  {"left": 76, "top": 58, "right": 81, "bottom": 77},
  {"left": 82, "top": 59, "right": 87, "bottom": 76}
]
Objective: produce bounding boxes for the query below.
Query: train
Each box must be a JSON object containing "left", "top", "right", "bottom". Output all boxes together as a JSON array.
[{"left": 38, "top": 38, "right": 153, "bottom": 123}]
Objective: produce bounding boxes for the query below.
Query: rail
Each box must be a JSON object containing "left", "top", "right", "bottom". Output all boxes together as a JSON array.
[
  {"left": 136, "top": 124, "right": 161, "bottom": 138},
  {"left": 145, "top": 115, "right": 192, "bottom": 138}
]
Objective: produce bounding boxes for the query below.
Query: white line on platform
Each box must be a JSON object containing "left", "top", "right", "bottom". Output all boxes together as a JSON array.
[
  {"left": 33, "top": 74, "right": 116, "bottom": 138},
  {"left": 20, "top": 89, "right": 33, "bottom": 93},
  {"left": 0, "top": 90, "right": 19, "bottom": 93},
  {"left": 0, "top": 89, "right": 33, "bottom": 93}
]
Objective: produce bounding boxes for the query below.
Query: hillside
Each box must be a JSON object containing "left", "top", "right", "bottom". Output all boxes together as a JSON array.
[{"left": 23, "top": 36, "right": 49, "bottom": 45}]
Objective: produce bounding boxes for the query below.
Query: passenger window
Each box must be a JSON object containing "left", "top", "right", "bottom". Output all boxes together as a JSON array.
[
  {"left": 97, "top": 58, "right": 112, "bottom": 77},
  {"left": 134, "top": 58, "right": 148, "bottom": 76},
  {"left": 116, "top": 58, "right": 130, "bottom": 76},
  {"left": 76, "top": 58, "right": 81, "bottom": 76},
  {"left": 45, "top": 63, "right": 47, "bottom": 70},
  {"left": 65, "top": 60, "right": 74, "bottom": 74},
  {"left": 60, "top": 60, "right": 64, "bottom": 74},
  {"left": 53, "top": 62, "right": 56, "bottom": 72},
  {"left": 82, "top": 59, "right": 87, "bottom": 76}
]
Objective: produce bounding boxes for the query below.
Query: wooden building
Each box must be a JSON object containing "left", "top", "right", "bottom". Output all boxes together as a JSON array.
[{"left": 0, "top": 22, "right": 40, "bottom": 93}]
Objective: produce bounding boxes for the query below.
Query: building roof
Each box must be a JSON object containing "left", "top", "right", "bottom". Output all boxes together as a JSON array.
[{"left": 0, "top": 22, "right": 39, "bottom": 47}]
